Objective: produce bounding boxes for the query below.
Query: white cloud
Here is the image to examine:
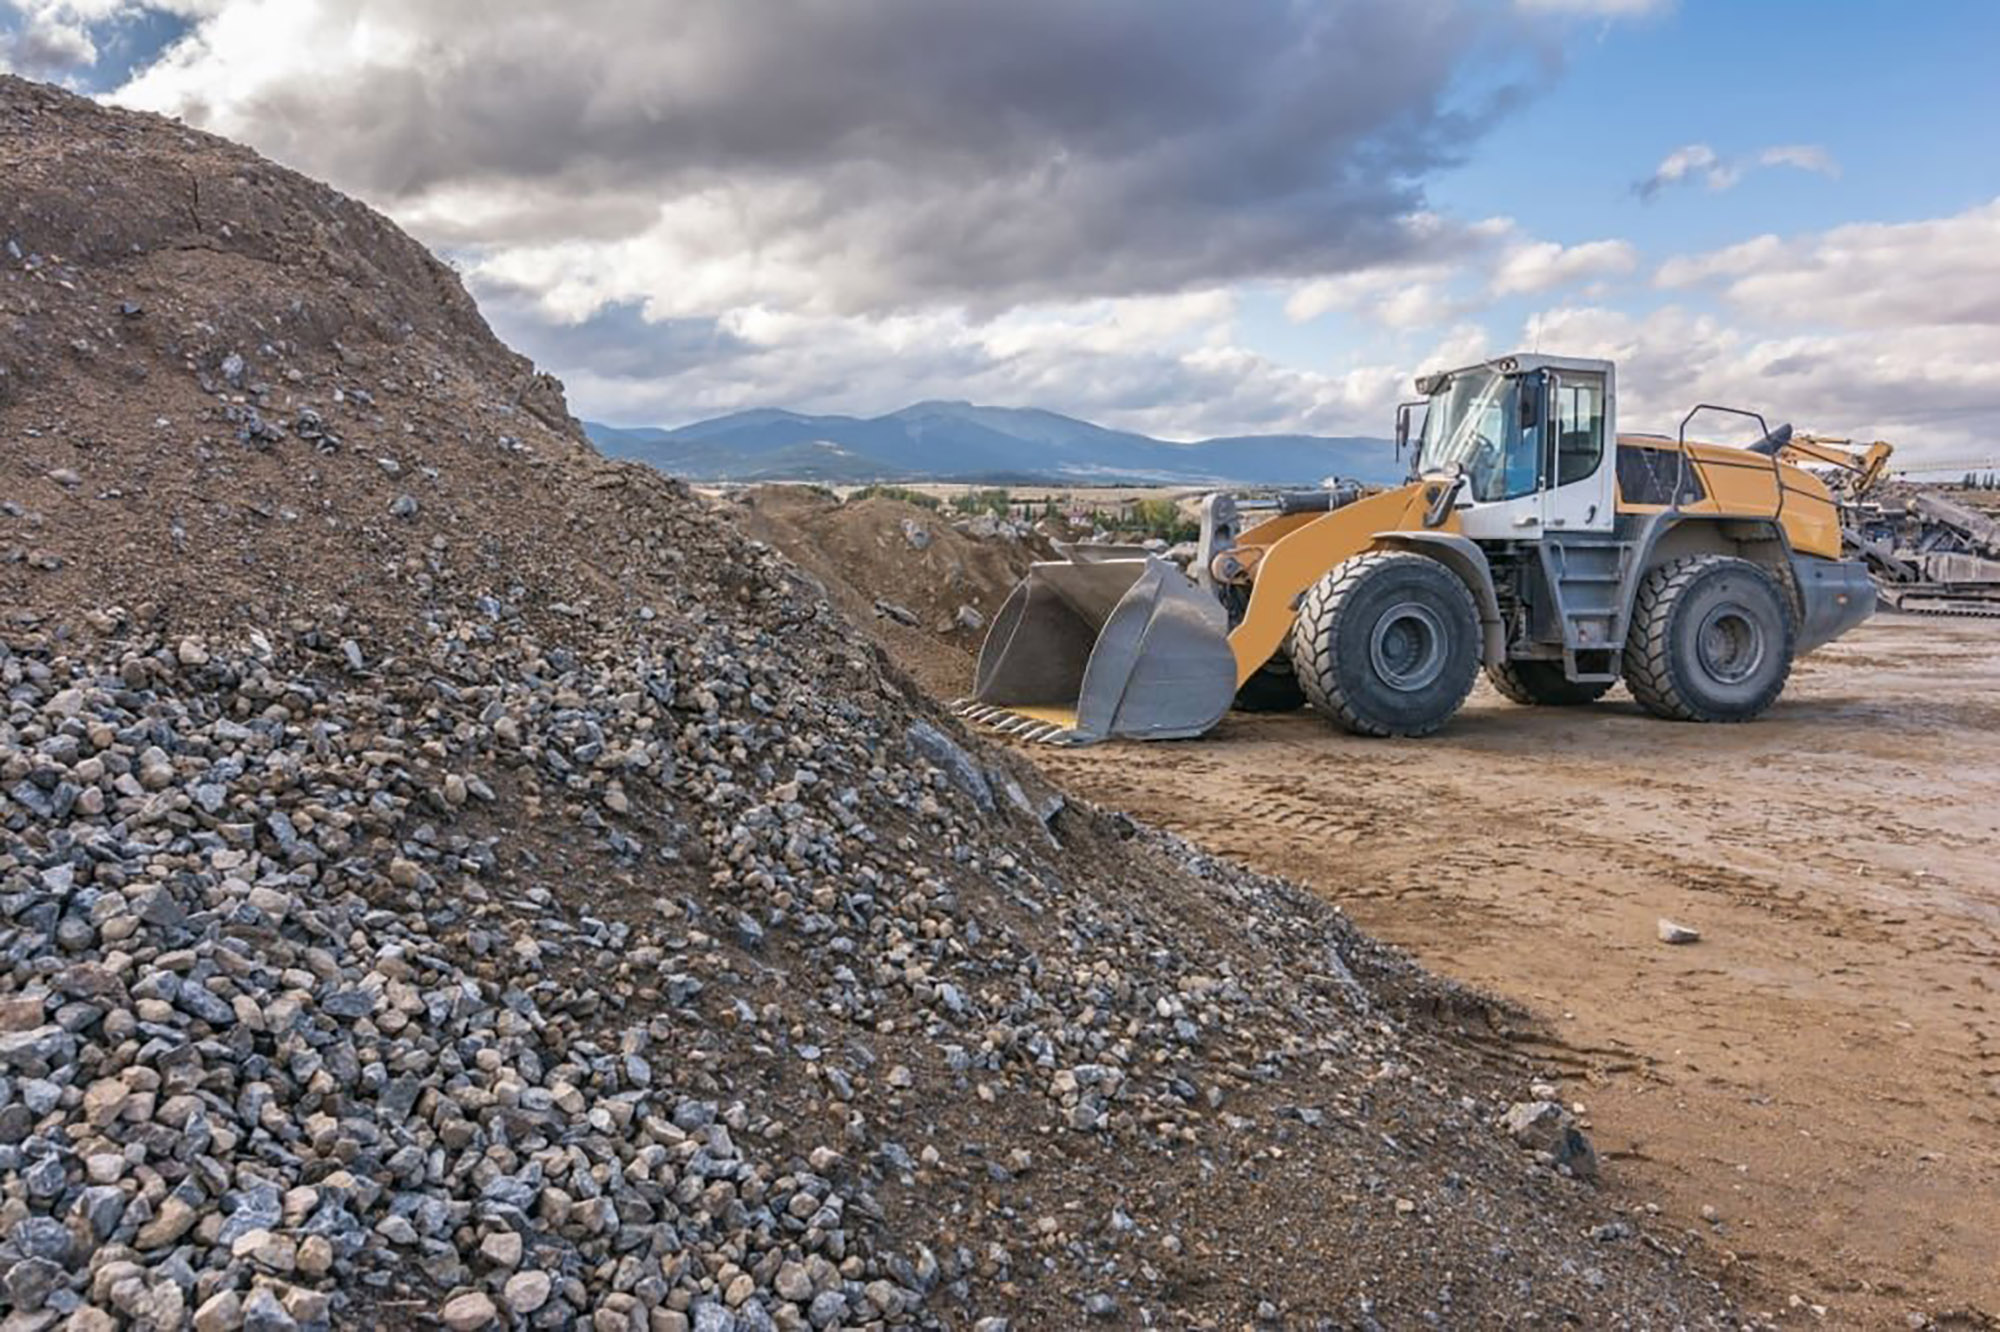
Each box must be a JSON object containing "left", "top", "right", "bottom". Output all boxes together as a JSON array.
[
  {"left": 486, "top": 283, "right": 1506, "bottom": 444},
  {"left": 1372, "top": 282, "right": 1451, "bottom": 330},
  {"left": 1635, "top": 141, "right": 1840, "bottom": 199},
  {"left": 1651, "top": 233, "right": 1787, "bottom": 288},
  {"left": 1655, "top": 197, "right": 2000, "bottom": 328},
  {"left": 1757, "top": 143, "right": 1841, "bottom": 178},
  {"left": 1530, "top": 202, "right": 2000, "bottom": 459},
  {"left": 1416, "top": 323, "right": 1495, "bottom": 376},
  {"left": 1517, "top": 300, "right": 2000, "bottom": 459},
  {"left": 979, "top": 290, "right": 1238, "bottom": 360},
  {"left": 1634, "top": 143, "right": 1734, "bottom": 197},
  {"left": 111, "top": 0, "right": 1531, "bottom": 318},
  {"left": 1489, "top": 237, "right": 1638, "bottom": 295},
  {"left": 1285, "top": 264, "right": 1458, "bottom": 325},
  {"left": 0, "top": 1, "right": 219, "bottom": 79},
  {"left": 1283, "top": 221, "right": 1637, "bottom": 329},
  {"left": 0, "top": 0, "right": 120, "bottom": 74},
  {"left": 32, "top": 0, "right": 1988, "bottom": 464},
  {"left": 1279, "top": 212, "right": 1481, "bottom": 323},
  {"left": 90, "top": 0, "right": 1576, "bottom": 437}
]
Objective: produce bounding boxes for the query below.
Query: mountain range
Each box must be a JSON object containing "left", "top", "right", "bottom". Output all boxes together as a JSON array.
[{"left": 583, "top": 401, "right": 1400, "bottom": 486}]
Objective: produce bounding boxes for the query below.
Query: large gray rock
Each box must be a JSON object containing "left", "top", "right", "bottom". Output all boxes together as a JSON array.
[
  {"left": 905, "top": 720, "right": 993, "bottom": 810},
  {"left": 1500, "top": 1100, "right": 1598, "bottom": 1179},
  {"left": 0, "top": 1025, "right": 75, "bottom": 1074}
]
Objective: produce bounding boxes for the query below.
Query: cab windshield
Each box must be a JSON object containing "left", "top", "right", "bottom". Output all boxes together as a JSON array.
[{"left": 1417, "top": 369, "right": 1537, "bottom": 502}]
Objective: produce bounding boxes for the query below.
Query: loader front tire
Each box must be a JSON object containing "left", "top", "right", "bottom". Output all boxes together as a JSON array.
[
  {"left": 1291, "top": 552, "right": 1480, "bottom": 737},
  {"left": 1622, "top": 555, "right": 1795, "bottom": 722},
  {"left": 1485, "top": 660, "right": 1614, "bottom": 706}
]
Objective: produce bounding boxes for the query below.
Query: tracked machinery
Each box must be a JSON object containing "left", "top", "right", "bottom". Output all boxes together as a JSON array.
[
  {"left": 1772, "top": 434, "right": 2000, "bottom": 617},
  {"left": 1865, "top": 491, "right": 2000, "bottom": 615},
  {"left": 956, "top": 353, "right": 1877, "bottom": 743}
]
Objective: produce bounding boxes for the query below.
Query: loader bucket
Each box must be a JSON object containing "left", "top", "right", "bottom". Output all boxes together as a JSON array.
[{"left": 957, "top": 552, "right": 1236, "bottom": 744}]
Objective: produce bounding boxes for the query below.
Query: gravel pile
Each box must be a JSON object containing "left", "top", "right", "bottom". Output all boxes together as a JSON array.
[{"left": 1, "top": 74, "right": 1741, "bottom": 1328}]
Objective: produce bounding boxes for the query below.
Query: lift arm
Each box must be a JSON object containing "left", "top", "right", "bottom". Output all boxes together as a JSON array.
[{"left": 1776, "top": 435, "right": 1895, "bottom": 501}]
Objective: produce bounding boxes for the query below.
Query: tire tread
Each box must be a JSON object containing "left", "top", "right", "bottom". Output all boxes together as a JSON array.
[
  {"left": 1485, "top": 660, "right": 1613, "bottom": 707},
  {"left": 1292, "top": 551, "right": 1478, "bottom": 737},
  {"left": 1621, "top": 555, "right": 1793, "bottom": 722}
]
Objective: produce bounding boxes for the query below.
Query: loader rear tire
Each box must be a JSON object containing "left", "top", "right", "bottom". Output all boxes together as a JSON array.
[
  {"left": 1233, "top": 654, "right": 1306, "bottom": 713},
  {"left": 1291, "top": 552, "right": 1480, "bottom": 737},
  {"left": 1622, "top": 555, "right": 1795, "bottom": 722},
  {"left": 1485, "top": 660, "right": 1614, "bottom": 706}
]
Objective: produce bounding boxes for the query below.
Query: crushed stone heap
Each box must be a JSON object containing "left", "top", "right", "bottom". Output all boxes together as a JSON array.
[{"left": 0, "top": 75, "right": 1738, "bottom": 1329}]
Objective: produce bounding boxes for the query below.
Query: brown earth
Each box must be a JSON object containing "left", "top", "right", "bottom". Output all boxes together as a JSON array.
[
  {"left": 1017, "top": 615, "right": 2000, "bottom": 1329},
  {"left": 732, "top": 486, "right": 1055, "bottom": 699},
  {"left": 0, "top": 71, "right": 605, "bottom": 653}
]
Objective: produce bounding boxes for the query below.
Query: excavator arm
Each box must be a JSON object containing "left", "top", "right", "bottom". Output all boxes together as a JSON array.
[{"left": 1777, "top": 435, "right": 1894, "bottom": 501}]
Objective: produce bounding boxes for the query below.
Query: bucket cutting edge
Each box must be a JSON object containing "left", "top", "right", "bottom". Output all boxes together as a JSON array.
[{"left": 967, "top": 552, "right": 1236, "bottom": 743}]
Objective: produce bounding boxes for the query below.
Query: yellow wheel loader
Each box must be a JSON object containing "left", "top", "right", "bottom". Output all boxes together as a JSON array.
[{"left": 957, "top": 354, "right": 1876, "bottom": 743}]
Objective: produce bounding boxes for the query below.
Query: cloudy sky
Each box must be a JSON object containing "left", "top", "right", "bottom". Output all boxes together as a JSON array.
[{"left": 6, "top": 1, "right": 2000, "bottom": 462}]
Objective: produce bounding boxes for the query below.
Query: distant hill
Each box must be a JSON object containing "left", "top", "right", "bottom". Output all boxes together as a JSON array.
[{"left": 584, "top": 401, "right": 1401, "bottom": 486}]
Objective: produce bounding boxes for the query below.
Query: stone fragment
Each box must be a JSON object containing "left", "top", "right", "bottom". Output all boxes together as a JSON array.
[
  {"left": 1658, "top": 918, "right": 1701, "bottom": 944},
  {"left": 479, "top": 1230, "right": 523, "bottom": 1267},
  {"left": 503, "top": 1270, "right": 552, "bottom": 1316},
  {"left": 193, "top": 1290, "right": 243, "bottom": 1332},
  {"left": 135, "top": 1196, "right": 199, "bottom": 1249},
  {"left": 442, "top": 1291, "right": 499, "bottom": 1330}
]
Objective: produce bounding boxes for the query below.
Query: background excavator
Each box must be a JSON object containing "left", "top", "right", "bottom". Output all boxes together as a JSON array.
[
  {"left": 958, "top": 353, "right": 1877, "bottom": 743},
  {"left": 1773, "top": 433, "right": 1895, "bottom": 502},
  {"left": 1774, "top": 434, "right": 2000, "bottom": 616}
]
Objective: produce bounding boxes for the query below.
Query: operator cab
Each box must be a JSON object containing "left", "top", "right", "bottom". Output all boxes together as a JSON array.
[{"left": 1397, "top": 354, "right": 1617, "bottom": 540}]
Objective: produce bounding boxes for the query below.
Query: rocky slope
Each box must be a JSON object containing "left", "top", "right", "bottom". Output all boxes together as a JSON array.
[{"left": 0, "top": 75, "right": 1738, "bottom": 1330}]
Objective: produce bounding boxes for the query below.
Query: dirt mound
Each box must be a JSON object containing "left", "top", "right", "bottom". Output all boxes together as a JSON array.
[
  {"left": 734, "top": 488, "right": 1049, "bottom": 699},
  {"left": 1, "top": 74, "right": 595, "bottom": 648},
  {"left": 0, "top": 75, "right": 1738, "bottom": 1330}
]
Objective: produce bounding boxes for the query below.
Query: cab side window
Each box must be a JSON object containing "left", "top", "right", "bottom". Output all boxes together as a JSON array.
[
  {"left": 1617, "top": 445, "right": 1707, "bottom": 505},
  {"left": 1553, "top": 377, "right": 1605, "bottom": 484}
]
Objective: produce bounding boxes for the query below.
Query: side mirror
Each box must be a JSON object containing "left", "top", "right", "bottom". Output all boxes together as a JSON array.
[
  {"left": 1394, "top": 399, "right": 1426, "bottom": 468},
  {"left": 1519, "top": 371, "right": 1543, "bottom": 429}
]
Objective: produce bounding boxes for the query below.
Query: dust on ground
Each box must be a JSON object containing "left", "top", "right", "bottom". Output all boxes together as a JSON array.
[{"left": 1020, "top": 613, "right": 2000, "bottom": 1328}]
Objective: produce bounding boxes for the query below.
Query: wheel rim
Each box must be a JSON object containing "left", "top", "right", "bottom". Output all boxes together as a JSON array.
[
  {"left": 1369, "top": 601, "right": 1448, "bottom": 692},
  {"left": 1695, "top": 602, "right": 1765, "bottom": 684}
]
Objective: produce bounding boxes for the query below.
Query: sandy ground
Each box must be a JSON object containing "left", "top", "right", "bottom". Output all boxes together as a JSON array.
[{"left": 1013, "top": 614, "right": 2000, "bottom": 1327}]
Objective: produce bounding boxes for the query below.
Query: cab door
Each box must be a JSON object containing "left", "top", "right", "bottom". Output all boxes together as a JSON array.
[
  {"left": 1541, "top": 368, "right": 1615, "bottom": 533},
  {"left": 1452, "top": 370, "right": 1552, "bottom": 541}
]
